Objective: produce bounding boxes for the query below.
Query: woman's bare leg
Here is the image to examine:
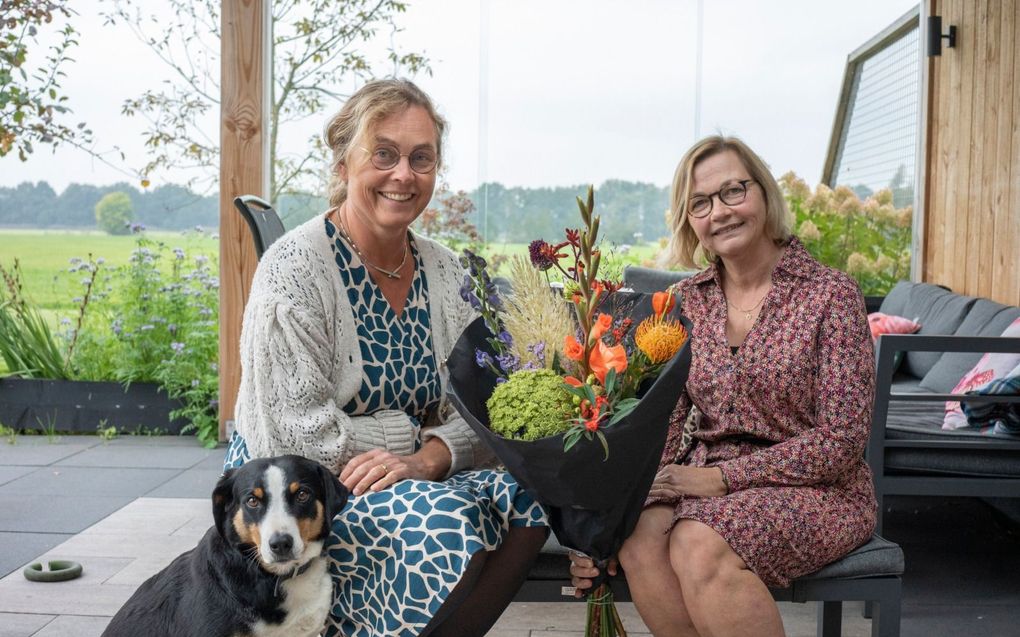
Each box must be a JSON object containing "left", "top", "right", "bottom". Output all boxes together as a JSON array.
[
  {"left": 618, "top": 506, "right": 699, "bottom": 637},
  {"left": 669, "top": 520, "right": 784, "bottom": 637}
]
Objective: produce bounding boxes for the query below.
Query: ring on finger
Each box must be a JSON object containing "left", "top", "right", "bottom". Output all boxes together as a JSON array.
[{"left": 379, "top": 464, "right": 388, "bottom": 474}]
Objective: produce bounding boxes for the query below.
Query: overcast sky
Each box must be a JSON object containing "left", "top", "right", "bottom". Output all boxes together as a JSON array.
[{"left": 1, "top": 0, "right": 919, "bottom": 194}]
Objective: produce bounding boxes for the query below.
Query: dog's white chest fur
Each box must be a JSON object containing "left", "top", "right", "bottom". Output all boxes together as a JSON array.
[{"left": 252, "top": 558, "right": 332, "bottom": 637}]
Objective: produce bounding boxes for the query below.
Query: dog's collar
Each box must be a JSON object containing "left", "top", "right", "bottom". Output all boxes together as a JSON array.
[{"left": 271, "top": 559, "right": 316, "bottom": 598}]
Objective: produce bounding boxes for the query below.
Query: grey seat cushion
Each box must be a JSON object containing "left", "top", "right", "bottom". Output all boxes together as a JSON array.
[
  {"left": 623, "top": 265, "right": 695, "bottom": 293},
  {"left": 919, "top": 302, "right": 1020, "bottom": 392},
  {"left": 799, "top": 535, "right": 904, "bottom": 580},
  {"left": 532, "top": 534, "right": 902, "bottom": 583}
]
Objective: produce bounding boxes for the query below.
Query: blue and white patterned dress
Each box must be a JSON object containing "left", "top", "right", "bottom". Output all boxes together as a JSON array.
[{"left": 224, "top": 218, "right": 547, "bottom": 636}]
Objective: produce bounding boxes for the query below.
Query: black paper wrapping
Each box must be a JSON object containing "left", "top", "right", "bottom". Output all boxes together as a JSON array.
[{"left": 447, "top": 291, "right": 692, "bottom": 573}]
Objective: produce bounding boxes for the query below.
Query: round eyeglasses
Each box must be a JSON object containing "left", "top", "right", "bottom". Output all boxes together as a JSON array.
[
  {"left": 687, "top": 179, "right": 756, "bottom": 218},
  {"left": 360, "top": 145, "right": 438, "bottom": 174}
]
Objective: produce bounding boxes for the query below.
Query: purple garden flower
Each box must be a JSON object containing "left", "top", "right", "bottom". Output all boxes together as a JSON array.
[
  {"left": 475, "top": 349, "right": 494, "bottom": 369},
  {"left": 170, "top": 341, "right": 185, "bottom": 354}
]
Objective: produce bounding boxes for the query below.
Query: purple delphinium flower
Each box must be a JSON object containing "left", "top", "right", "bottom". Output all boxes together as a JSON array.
[
  {"left": 527, "top": 341, "right": 547, "bottom": 367},
  {"left": 475, "top": 349, "right": 493, "bottom": 369},
  {"left": 495, "top": 352, "right": 520, "bottom": 375},
  {"left": 498, "top": 330, "right": 513, "bottom": 347}
]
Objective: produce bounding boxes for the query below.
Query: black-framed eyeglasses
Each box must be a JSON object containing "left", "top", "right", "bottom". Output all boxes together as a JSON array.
[
  {"left": 360, "top": 145, "right": 438, "bottom": 174},
  {"left": 687, "top": 179, "right": 756, "bottom": 218}
]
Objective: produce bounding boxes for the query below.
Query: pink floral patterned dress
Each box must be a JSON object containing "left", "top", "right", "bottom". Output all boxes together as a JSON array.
[{"left": 654, "top": 238, "right": 877, "bottom": 587}]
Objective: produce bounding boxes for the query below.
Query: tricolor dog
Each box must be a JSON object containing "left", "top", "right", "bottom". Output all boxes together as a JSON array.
[{"left": 103, "top": 455, "right": 348, "bottom": 637}]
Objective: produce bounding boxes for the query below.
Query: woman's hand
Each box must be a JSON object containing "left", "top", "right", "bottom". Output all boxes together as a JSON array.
[
  {"left": 646, "top": 465, "right": 727, "bottom": 500},
  {"left": 340, "top": 438, "right": 452, "bottom": 495},
  {"left": 567, "top": 551, "right": 618, "bottom": 599}
]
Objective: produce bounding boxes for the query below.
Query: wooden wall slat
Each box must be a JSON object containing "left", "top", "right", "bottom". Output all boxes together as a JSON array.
[
  {"left": 1006, "top": 1, "right": 1020, "bottom": 304},
  {"left": 930, "top": 0, "right": 942, "bottom": 283},
  {"left": 983, "top": 0, "right": 1007, "bottom": 299},
  {"left": 969, "top": 0, "right": 994, "bottom": 299},
  {"left": 925, "top": 0, "right": 1020, "bottom": 307},
  {"left": 219, "top": 0, "right": 267, "bottom": 441}
]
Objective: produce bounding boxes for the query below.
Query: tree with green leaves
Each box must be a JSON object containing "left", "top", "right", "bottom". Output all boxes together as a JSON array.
[
  {"left": 95, "top": 191, "right": 134, "bottom": 235},
  {"left": 0, "top": 0, "right": 92, "bottom": 160},
  {"left": 102, "top": 0, "right": 430, "bottom": 200}
]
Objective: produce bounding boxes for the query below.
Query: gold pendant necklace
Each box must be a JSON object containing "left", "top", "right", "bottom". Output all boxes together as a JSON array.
[
  {"left": 334, "top": 209, "right": 408, "bottom": 280},
  {"left": 727, "top": 291, "right": 768, "bottom": 321}
]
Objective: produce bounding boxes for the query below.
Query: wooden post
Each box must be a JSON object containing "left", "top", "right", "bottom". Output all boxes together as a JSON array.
[{"left": 220, "top": 0, "right": 270, "bottom": 441}]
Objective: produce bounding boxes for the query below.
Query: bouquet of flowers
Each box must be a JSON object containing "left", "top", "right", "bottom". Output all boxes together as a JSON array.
[{"left": 448, "top": 187, "right": 692, "bottom": 636}]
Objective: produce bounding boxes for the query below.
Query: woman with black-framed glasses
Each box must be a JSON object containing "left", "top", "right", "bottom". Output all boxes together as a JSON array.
[
  {"left": 228, "top": 78, "right": 549, "bottom": 637},
  {"left": 569, "top": 136, "right": 876, "bottom": 637}
]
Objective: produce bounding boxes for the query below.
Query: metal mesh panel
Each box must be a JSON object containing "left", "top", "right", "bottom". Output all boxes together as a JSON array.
[{"left": 832, "top": 27, "right": 920, "bottom": 207}]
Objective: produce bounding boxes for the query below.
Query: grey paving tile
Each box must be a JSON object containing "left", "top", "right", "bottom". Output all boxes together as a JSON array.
[
  {"left": 52, "top": 445, "right": 218, "bottom": 470},
  {"left": 0, "top": 466, "right": 34, "bottom": 486},
  {"left": 103, "top": 435, "right": 220, "bottom": 448},
  {"left": 0, "top": 533, "right": 74, "bottom": 579},
  {"left": 0, "top": 556, "right": 134, "bottom": 616},
  {"left": 32, "top": 615, "right": 110, "bottom": 637},
  {"left": 0, "top": 441, "right": 94, "bottom": 467},
  {"left": 79, "top": 497, "right": 209, "bottom": 537},
  {"left": 902, "top": 603, "right": 1018, "bottom": 637},
  {"left": 195, "top": 452, "right": 230, "bottom": 471},
  {"left": 0, "top": 466, "right": 179, "bottom": 497},
  {"left": 145, "top": 467, "right": 221, "bottom": 498},
  {"left": 0, "top": 612, "right": 53, "bottom": 637},
  {"left": 0, "top": 494, "right": 133, "bottom": 534}
]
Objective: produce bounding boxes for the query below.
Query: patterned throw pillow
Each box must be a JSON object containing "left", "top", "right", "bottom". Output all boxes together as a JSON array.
[
  {"left": 868, "top": 313, "right": 921, "bottom": 370},
  {"left": 961, "top": 361, "right": 1020, "bottom": 435},
  {"left": 943, "top": 317, "right": 1020, "bottom": 430}
]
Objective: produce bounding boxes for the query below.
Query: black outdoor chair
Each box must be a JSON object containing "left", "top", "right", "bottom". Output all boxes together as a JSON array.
[{"left": 233, "top": 195, "right": 286, "bottom": 259}]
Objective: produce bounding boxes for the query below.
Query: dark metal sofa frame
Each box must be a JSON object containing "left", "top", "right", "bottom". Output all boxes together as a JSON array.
[
  {"left": 234, "top": 197, "right": 904, "bottom": 637},
  {"left": 870, "top": 333, "right": 1020, "bottom": 535}
]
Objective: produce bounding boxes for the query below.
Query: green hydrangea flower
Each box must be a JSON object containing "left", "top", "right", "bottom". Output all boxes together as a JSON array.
[{"left": 486, "top": 369, "right": 574, "bottom": 441}]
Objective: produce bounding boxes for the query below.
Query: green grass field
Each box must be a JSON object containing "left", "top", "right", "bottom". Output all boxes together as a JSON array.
[
  {"left": 1, "top": 229, "right": 668, "bottom": 312},
  {"left": 0, "top": 229, "right": 219, "bottom": 311}
]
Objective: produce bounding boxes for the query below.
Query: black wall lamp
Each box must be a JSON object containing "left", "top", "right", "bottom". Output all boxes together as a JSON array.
[{"left": 927, "top": 15, "right": 957, "bottom": 56}]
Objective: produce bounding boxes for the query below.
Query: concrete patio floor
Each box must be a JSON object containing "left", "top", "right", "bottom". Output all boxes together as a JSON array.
[{"left": 0, "top": 434, "right": 1017, "bottom": 636}]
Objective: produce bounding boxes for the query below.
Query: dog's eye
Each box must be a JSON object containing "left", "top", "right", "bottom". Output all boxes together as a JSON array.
[
  {"left": 295, "top": 489, "right": 311, "bottom": 503},
  {"left": 245, "top": 496, "right": 261, "bottom": 508}
]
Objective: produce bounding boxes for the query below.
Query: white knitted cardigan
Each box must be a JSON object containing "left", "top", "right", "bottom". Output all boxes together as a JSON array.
[{"left": 234, "top": 213, "right": 492, "bottom": 478}]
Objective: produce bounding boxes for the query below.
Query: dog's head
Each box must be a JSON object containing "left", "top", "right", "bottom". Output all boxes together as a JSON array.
[{"left": 213, "top": 456, "right": 348, "bottom": 575}]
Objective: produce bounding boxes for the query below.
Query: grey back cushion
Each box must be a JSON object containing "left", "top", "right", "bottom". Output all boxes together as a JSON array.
[
  {"left": 919, "top": 302, "right": 1020, "bottom": 392},
  {"left": 623, "top": 265, "right": 696, "bottom": 293},
  {"left": 879, "top": 282, "right": 977, "bottom": 379},
  {"left": 878, "top": 281, "right": 913, "bottom": 318}
]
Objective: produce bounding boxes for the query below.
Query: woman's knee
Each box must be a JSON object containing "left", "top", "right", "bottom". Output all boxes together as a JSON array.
[
  {"left": 618, "top": 508, "right": 673, "bottom": 572},
  {"left": 669, "top": 520, "right": 748, "bottom": 591}
]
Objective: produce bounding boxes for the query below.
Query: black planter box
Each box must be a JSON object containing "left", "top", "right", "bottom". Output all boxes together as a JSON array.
[{"left": 0, "top": 378, "right": 188, "bottom": 434}]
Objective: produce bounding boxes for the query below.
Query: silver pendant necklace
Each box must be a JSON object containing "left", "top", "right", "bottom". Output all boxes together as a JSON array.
[{"left": 334, "top": 209, "right": 408, "bottom": 280}]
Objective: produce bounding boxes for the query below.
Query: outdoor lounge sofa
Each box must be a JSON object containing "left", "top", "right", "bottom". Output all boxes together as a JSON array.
[
  {"left": 234, "top": 198, "right": 904, "bottom": 637},
  {"left": 867, "top": 281, "right": 1020, "bottom": 534}
]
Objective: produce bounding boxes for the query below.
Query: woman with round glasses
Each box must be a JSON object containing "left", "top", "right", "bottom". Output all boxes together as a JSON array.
[
  {"left": 227, "top": 78, "right": 548, "bottom": 637},
  {"left": 570, "top": 136, "right": 876, "bottom": 636}
]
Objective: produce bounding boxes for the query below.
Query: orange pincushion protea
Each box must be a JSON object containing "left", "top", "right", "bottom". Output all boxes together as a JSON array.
[{"left": 635, "top": 317, "right": 688, "bottom": 364}]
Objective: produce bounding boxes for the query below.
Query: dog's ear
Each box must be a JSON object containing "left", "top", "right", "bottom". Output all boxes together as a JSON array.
[
  {"left": 317, "top": 462, "right": 349, "bottom": 522},
  {"left": 212, "top": 468, "right": 236, "bottom": 539}
]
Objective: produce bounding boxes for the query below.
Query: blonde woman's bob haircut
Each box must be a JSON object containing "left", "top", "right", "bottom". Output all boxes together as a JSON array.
[
  {"left": 323, "top": 78, "right": 447, "bottom": 209},
  {"left": 663, "top": 135, "right": 792, "bottom": 269}
]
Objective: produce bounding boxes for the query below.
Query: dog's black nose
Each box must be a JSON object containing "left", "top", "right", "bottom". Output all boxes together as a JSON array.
[{"left": 268, "top": 533, "right": 294, "bottom": 557}]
